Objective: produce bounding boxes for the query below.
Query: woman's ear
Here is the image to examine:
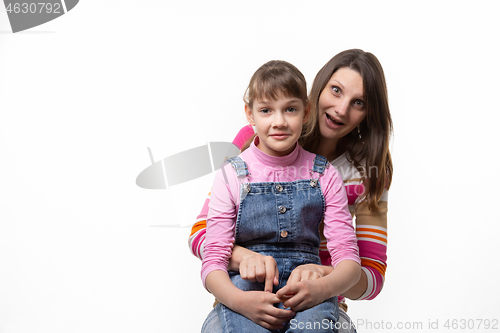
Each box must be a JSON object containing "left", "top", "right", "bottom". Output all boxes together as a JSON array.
[{"left": 245, "top": 104, "right": 255, "bottom": 126}]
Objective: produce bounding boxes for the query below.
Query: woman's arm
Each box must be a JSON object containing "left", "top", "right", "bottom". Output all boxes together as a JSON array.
[
  {"left": 285, "top": 196, "right": 388, "bottom": 301},
  {"left": 346, "top": 197, "right": 388, "bottom": 300},
  {"left": 188, "top": 194, "right": 210, "bottom": 260}
]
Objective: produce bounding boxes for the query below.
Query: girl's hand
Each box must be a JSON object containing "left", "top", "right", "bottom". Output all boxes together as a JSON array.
[
  {"left": 239, "top": 252, "right": 279, "bottom": 292},
  {"left": 276, "top": 279, "right": 327, "bottom": 312},
  {"left": 286, "top": 264, "right": 333, "bottom": 284},
  {"left": 232, "top": 291, "right": 295, "bottom": 330}
]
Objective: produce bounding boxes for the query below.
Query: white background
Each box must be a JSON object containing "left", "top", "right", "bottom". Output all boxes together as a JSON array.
[{"left": 1, "top": 1, "right": 499, "bottom": 332}]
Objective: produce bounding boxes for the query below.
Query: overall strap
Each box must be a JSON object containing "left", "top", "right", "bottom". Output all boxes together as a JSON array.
[
  {"left": 309, "top": 154, "right": 329, "bottom": 188},
  {"left": 312, "top": 154, "right": 329, "bottom": 175},
  {"left": 226, "top": 156, "right": 249, "bottom": 178}
]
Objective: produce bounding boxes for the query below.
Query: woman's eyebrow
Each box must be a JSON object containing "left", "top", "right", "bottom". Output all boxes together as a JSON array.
[{"left": 330, "top": 80, "right": 344, "bottom": 89}]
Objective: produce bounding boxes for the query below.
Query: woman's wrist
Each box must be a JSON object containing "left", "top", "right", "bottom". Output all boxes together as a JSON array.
[{"left": 228, "top": 245, "right": 259, "bottom": 271}]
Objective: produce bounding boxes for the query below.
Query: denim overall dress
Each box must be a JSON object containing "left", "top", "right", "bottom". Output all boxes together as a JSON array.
[{"left": 216, "top": 154, "right": 339, "bottom": 333}]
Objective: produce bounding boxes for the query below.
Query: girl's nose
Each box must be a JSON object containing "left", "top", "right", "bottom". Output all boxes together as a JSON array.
[{"left": 272, "top": 111, "right": 287, "bottom": 127}]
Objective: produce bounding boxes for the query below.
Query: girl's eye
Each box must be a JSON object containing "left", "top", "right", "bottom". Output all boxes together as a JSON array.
[
  {"left": 260, "top": 108, "right": 270, "bottom": 114},
  {"left": 332, "top": 86, "right": 341, "bottom": 95},
  {"left": 354, "top": 100, "right": 365, "bottom": 108},
  {"left": 286, "top": 107, "right": 297, "bottom": 113}
]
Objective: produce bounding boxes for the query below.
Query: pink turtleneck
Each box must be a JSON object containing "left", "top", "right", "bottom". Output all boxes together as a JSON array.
[{"left": 201, "top": 137, "right": 360, "bottom": 288}]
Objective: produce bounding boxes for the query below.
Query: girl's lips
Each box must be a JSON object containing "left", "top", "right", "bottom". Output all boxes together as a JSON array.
[
  {"left": 325, "top": 113, "right": 344, "bottom": 129},
  {"left": 270, "top": 134, "right": 290, "bottom": 140}
]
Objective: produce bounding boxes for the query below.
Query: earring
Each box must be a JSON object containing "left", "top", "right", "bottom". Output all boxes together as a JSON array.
[{"left": 357, "top": 126, "right": 362, "bottom": 139}]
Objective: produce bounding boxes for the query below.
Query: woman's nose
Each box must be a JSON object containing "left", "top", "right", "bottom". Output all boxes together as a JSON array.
[{"left": 335, "top": 99, "right": 349, "bottom": 116}]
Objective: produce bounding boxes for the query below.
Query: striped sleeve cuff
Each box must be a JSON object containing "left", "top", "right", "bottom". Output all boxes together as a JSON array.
[
  {"left": 188, "top": 221, "right": 206, "bottom": 259},
  {"left": 356, "top": 266, "right": 384, "bottom": 300}
]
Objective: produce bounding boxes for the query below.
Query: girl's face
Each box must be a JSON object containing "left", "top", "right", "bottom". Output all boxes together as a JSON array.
[
  {"left": 245, "top": 95, "right": 309, "bottom": 157},
  {"left": 318, "top": 67, "right": 366, "bottom": 144}
]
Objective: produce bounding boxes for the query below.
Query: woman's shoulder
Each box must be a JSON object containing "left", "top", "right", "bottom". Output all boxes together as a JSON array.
[
  {"left": 330, "top": 152, "right": 363, "bottom": 185},
  {"left": 232, "top": 125, "right": 255, "bottom": 150}
]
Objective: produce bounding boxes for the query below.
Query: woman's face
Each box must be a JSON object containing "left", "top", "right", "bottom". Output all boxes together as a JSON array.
[{"left": 318, "top": 67, "right": 366, "bottom": 144}]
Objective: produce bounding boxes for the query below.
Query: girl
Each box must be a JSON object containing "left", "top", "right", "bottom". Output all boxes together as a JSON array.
[
  {"left": 201, "top": 60, "right": 361, "bottom": 332},
  {"left": 190, "top": 49, "right": 392, "bottom": 333}
]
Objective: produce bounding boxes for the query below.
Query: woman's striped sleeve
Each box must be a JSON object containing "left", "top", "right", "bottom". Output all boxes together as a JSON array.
[
  {"left": 354, "top": 194, "right": 388, "bottom": 300},
  {"left": 187, "top": 191, "right": 212, "bottom": 259}
]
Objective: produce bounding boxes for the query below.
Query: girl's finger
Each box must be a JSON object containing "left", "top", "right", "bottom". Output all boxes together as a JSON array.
[{"left": 267, "top": 307, "right": 295, "bottom": 320}]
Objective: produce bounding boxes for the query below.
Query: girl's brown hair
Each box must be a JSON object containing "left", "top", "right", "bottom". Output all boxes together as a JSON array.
[
  {"left": 300, "top": 49, "right": 393, "bottom": 211},
  {"left": 240, "top": 60, "right": 308, "bottom": 151},
  {"left": 244, "top": 60, "right": 308, "bottom": 108}
]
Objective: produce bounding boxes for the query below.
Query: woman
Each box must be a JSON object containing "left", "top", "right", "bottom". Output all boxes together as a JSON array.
[{"left": 189, "top": 49, "right": 393, "bottom": 332}]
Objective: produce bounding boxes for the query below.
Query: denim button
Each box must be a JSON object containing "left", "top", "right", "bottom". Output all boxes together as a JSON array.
[
  {"left": 280, "top": 230, "right": 288, "bottom": 238},
  {"left": 278, "top": 205, "right": 286, "bottom": 214},
  {"left": 243, "top": 184, "right": 251, "bottom": 193},
  {"left": 310, "top": 179, "right": 318, "bottom": 187},
  {"left": 276, "top": 184, "right": 283, "bottom": 192}
]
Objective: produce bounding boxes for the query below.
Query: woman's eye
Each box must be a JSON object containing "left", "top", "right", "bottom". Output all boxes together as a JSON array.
[
  {"left": 286, "top": 107, "right": 297, "bottom": 113},
  {"left": 354, "top": 100, "right": 365, "bottom": 108},
  {"left": 332, "top": 86, "right": 341, "bottom": 95}
]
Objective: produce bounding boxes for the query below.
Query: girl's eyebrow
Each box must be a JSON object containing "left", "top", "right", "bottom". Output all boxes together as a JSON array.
[{"left": 255, "top": 98, "right": 301, "bottom": 105}]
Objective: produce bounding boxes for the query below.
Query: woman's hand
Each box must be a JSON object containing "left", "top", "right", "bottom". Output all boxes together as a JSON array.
[
  {"left": 239, "top": 252, "right": 279, "bottom": 292},
  {"left": 278, "top": 260, "right": 361, "bottom": 311},
  {"left": 275, "top": 264, "right": 334, "bottom": 311},
  {"left": 286, "top": 264, "right": 333, "bottom": 284},
  {"left": 228, "top": 245, "right": 279, "bottom": 292},
  {"left": 232, "top": 291, "right": 295, "bottom": 330},
  {"left": 276, "top": 279, "right": 328, "bottom": 312}
]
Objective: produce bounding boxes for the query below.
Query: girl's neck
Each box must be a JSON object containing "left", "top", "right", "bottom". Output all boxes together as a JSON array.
[
  {"left": 250, "top": 137, "right": 300, "bottom": 167},
  {"left": 315, "top": 138, "right": 343, "bottom": 162}
]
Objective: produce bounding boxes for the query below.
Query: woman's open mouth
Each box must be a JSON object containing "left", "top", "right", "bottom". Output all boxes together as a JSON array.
[{"left": 325, "top": 113, "right": 344, "bottom": 127}]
